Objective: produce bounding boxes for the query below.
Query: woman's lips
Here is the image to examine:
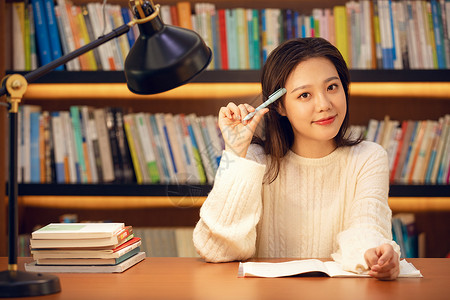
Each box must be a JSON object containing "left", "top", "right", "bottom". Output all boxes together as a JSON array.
[{"left": 313, "top": 115, "right": 336, "bottom": 125}]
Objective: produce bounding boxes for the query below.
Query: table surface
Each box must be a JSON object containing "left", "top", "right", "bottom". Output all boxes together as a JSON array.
[{"left": 1, "top": 257, "right": 449, "bottom": 300}]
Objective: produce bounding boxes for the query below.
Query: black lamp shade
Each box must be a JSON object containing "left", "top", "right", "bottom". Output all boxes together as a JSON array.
[{"left": 124, "top": 6, "right": 212, "bottom": 95}]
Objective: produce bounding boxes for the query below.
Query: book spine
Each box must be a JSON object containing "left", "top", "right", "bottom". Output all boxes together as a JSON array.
[
  {"left": 69, "top": 106, "right": 88, "bottom": 183},
  {"left": 43, "top": 0, "right": 64, "bottom": 70},
  {"left": 32, "top": 0, "right": 53, "bottom": 67},
  {"left": 123, "top": 115, "right": 143, "bottom": 184},
  {"left": 30, "top": 112, "right": 41, "bottom": 183}
]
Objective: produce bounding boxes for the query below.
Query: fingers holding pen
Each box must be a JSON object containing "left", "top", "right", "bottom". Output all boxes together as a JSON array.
[{"left": 220, "top": 102, "right": 255, "bottom": 123}]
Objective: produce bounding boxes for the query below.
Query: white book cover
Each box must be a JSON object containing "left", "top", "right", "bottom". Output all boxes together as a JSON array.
[
  {"left": 86, "top": 3, "right": 113, "bottom": 70},
  {"left": 12, "top": 2, "right": 25, "bottom": 70},
  {"left": 32, "top": 223, "right": 125, "bottom": 240},
  {"left": 55, "top": 0, "right": 80, "bottom": 70}
]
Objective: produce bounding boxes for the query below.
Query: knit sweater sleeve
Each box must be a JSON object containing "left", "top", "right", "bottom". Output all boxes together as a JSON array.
[
  {"left": 331, "top": 143, "right": 401, "bottom": 273},
  {"left": 193, "top": 148, "right": 266, "bottom": 262}
]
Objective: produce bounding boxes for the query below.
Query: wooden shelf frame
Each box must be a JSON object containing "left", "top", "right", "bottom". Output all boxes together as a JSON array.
[
  {"left": 15, "top": 183, "right": 450, "bottom": 197},
  {"left": 12, "top": 195, "right": 450, "bottom": 213}
]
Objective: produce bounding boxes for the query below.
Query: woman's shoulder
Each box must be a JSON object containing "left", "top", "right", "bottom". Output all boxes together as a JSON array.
[{"left": 347, "top": 140, "right": 388, "bottom": 162}]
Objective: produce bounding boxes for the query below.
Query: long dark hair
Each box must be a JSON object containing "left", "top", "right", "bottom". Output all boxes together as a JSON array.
[{"left": 253, "top": 37, "right": 362, "bottom": 183}]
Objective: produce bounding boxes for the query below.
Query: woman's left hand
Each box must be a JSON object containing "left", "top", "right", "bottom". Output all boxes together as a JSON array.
[{"left": 364, "top": 243, "right": 400, "bottom": 280}]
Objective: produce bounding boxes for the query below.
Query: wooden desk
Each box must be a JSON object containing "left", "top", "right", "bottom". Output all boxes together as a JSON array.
[{"left": 1, "top": 258, "right": 449, "bottom": 300}]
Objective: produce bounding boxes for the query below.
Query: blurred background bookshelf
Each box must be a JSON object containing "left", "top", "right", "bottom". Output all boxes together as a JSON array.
[{"left": 1, "top": 0, "right": 449, "bottom": 259}]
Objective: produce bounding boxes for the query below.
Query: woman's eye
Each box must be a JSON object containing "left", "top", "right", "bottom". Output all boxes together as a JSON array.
[
  {"left": 327, "top": 84, "right": 338, "bottom": 91},
  {"left": 298, "top": 93, "right": 309, "bottom": 99}
]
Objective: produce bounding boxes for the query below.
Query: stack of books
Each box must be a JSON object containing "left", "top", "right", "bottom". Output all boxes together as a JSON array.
[{"left": 25, "top": 222, "right": 145, "bottom": 273}]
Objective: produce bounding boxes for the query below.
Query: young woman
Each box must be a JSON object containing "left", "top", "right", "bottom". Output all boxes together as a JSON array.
[{"left": 193, "top": 38, "right": 400, "bottom": 280}]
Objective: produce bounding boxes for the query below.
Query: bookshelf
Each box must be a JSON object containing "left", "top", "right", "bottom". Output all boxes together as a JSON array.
[{"left": 1, "top": 0, "right": 450, "bottom": 258}]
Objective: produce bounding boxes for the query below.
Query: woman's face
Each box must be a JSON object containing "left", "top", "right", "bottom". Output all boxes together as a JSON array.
[{"left": 279, "top": 57, "right": 347, "bottom": 157}]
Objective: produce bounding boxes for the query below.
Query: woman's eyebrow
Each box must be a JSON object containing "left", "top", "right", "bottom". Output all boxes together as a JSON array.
[{"left": 290, "top": 76, "right": 340, "bottom": 94}]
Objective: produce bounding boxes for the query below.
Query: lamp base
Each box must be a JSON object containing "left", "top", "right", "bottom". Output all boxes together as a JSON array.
[{"left": 0, "top": 270, "right": 61, "bottom": 298}]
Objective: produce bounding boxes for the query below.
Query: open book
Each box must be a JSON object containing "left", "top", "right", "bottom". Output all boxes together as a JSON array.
[{"left": 238, "top": 259, "right": 422, "bottom": 278}]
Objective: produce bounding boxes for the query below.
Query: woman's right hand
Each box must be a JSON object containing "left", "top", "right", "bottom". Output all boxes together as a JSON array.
[{"left": 218, "top": 102, "right": 269, "bottom": 157}]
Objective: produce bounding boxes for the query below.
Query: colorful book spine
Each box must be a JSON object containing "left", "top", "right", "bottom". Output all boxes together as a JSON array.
[
  {"left": 43, "top": 0, "right": 64, "bottom": 70},
  {"left": 32, "top": 0, "right": 53, "bottom": 67},
  {"left": 69, "top": 106, "right": 88, "bottom": 183}
]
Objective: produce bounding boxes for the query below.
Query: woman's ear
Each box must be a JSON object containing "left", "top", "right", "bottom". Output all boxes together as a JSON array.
[{"left": 277, "top": 101, "right": 287, "bottom": 117}]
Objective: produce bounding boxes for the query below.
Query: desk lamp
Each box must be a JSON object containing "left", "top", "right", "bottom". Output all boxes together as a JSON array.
[{"left": 0, "top": 0, "right": 211, "bottom": 297}]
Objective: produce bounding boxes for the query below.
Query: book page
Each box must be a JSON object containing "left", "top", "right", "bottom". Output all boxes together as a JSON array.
[
  {"left": 323, "top": 261, "right": 369, "bottom": 278},
  {"left": 238, "top": 259, "right": 329, "bottom": 278},
  {"left": 324, "top": 260, "right": 423, "bottom": 278}
]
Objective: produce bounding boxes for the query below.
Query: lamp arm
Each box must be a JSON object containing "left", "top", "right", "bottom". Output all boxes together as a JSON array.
[{"left": 0, "top": 22, "right": 132, "bottom": 98}]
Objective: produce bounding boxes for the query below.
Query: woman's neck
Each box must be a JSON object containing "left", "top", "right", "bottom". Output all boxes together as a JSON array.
[{"left": 291, "top": 139, "right": 337, "bottom": 158}]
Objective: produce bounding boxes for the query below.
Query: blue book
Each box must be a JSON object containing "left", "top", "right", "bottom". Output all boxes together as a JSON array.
[
  {"left": 30, "top": 112, "right": 41, "bottom": 183},
  {"left": 43, "top": 0, "right": 63, "bottom": 70},
  {"left": 388, "top": 0, "right": 396, "bottom": 62},
  {"left": 31, "top": 0, "right": 52, "bottom": 66},
  {"left": 121, "top": 7, "right": 136, "bottom": 48},
  {"left": 294, "top": 11, "right": 299, "bottom": 38},
  {"left": 431, "top": 0, "right": 447, "bottom": 69},
  {"left": 286, "top": 9, "right": 293, "bottom": 40},
  {"left": 301, "top": 15, "right": 306, "bottom": 38}
]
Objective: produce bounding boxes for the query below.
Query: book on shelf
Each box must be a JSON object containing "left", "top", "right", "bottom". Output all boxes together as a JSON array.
[
  {"left": 238, "top": 259, "right": 422, "bottom": 278},
  {"left": 7, "top": 0, "right": 450, "bottom": 71},
  {"left": 25, "top": 251, "right": 146, "bottom": 273},
  {"left": 351, "top": 113, "right": 450, "bottom": 184}
]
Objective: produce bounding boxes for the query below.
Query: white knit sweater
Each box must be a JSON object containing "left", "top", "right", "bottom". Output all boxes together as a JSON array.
[{"left": 193, "top": 141, "right": 400, "bottom": 273}]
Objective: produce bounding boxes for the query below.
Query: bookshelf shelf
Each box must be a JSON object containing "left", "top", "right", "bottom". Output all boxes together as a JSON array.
[
  {"left": 15, "top": 183, "right": 450, "bottom": 198},
  {"left": 14, "top": 195, "right": 450, "bottom": 212}
]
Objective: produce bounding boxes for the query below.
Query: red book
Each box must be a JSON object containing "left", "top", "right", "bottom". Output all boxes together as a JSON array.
[
  {"left": 170, "top": 5, "right": 179, "bottom": 26},
  {"left": 218, "top": 9, "right": 228, "bottom": 70}
]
